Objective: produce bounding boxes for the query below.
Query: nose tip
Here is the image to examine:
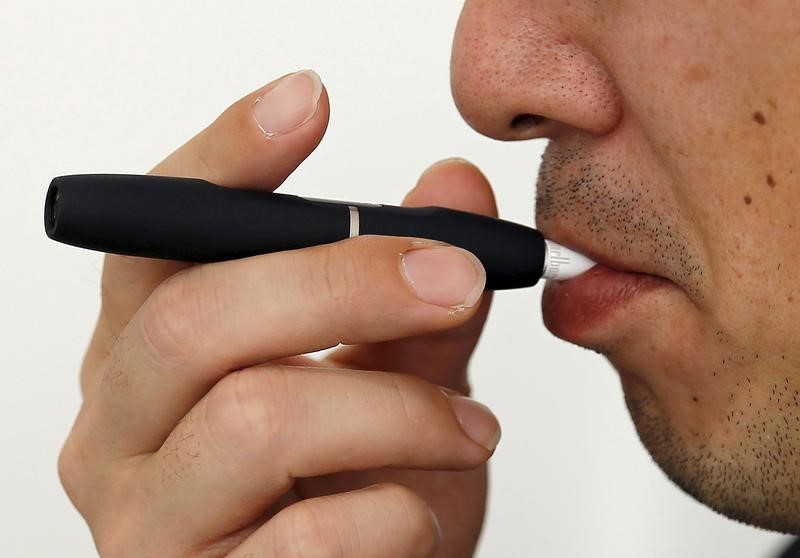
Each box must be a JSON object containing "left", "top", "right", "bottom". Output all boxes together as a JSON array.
[{"left": 450, "top": 3, "right": 622, "bottom": 141}]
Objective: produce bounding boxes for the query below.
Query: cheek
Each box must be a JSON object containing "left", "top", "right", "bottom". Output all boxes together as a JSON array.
[
  {"left": 608, "top": 299, "right": 718, "bottom": 431},
  {"left": 600, "top": 2, "right": 800, "bottom": 299},
  {"left": 608, "top": 279, "right": 800, "bottom": 448},
  {"left": 602, "top": 288, "right": 782, "bottom": 439},
  {"left": 703, "top": 202, "right": 800, "bottom": 362}
]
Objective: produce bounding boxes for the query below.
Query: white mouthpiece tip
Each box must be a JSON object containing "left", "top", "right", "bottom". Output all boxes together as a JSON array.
[{"left": 542, "top": 240, "right": 596, "bottom": 281}]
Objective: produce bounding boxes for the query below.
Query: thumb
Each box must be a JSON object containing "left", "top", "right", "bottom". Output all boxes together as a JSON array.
[{"left": 326, "top": 158, "right": 498, "bottom": 393}]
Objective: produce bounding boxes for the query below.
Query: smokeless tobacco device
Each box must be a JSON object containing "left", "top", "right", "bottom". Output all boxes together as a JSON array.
[{"left": 44, "top": 174, "right": 595, "bottom": 290}]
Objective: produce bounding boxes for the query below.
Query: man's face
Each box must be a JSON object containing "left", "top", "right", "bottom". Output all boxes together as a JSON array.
[{"left": 451, "top": 0, "right": 800, "bottom": 532}]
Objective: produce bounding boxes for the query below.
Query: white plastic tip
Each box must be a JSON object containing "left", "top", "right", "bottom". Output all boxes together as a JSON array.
[{"left": 542, "top": 240, "right": 596, "bottom": 281}]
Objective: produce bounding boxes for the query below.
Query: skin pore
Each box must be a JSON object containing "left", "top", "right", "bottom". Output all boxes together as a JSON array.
[{"left": 451, "top": 0, "right": 800, "bottom": 533}]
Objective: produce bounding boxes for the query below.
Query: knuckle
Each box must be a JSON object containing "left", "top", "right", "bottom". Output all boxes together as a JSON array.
[
  {"left": 270, "top": 501, "right": 343, "bottom": 558},
  {"left": 384, "top": 375, "right": 435, "bottom": 432},
  {"left": 309, "top": 240, "right": 371, "bottom": 307},
  {"left": 203, "top": 367, "right": 293, "bottom": 465},
  {"left": 138, "top": 274, "right": 199, "bottom": 364},
  {"left": 138, "top": 266, "right": 222, "bottom": 365}
]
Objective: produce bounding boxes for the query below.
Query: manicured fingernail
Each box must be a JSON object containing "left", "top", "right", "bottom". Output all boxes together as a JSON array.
[
  {"left": 400, "top": 247, "right": 486, "bottom": 309},
  {"left": 252, "top": 70, "right": 323, "bottom": 138},
  {"left": 444, "top": 392, "right": 501, "bottom": 452}
]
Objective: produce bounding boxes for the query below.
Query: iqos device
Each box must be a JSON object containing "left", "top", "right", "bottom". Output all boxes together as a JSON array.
[{"left": 44, "top": 174, "right": 595, "bottom": 290}]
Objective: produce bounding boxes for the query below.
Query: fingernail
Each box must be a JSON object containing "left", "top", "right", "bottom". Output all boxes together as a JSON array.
[
  {"left": 443, "top": 392, "right": 501, "bottom": 452},
  {"left": 252, "top": 70, "right": 323, "bottom": 138},
  {"left": 400, "top": 247, "right": 486, "bottom": 309}
]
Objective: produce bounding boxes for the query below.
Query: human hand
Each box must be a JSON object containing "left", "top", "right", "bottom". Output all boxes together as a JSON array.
[{"left": 58, "top": 70, "right": 500, "bottom": 557}]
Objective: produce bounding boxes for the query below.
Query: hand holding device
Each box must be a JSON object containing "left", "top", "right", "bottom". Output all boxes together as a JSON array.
[{"left": 58, "top": 71, "right": 499, "bottom": 557}]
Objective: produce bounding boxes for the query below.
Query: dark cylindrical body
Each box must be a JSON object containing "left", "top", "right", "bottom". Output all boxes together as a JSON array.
[
  {"left": 45, "top": 174, "right": 546, "bottom": 289},
  {"left": 358, "top": 205, "right": 544, "bottom": 289},
  {"left": 45, "top": 174, "right": 351, "bottom": 262}
]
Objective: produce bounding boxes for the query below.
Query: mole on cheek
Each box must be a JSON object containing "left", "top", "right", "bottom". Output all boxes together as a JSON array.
[
  {"left": 744, "top": 195, "right": 753, "bottom": 205},
  {"left": 686, "top": 64, "right": 711, "bottom": 83},
  {"left": 767, "top": 174, "right": 777, "bottom": 188},
  {"left": 753, "top": 111, "right": 767, "bottom": 125}
]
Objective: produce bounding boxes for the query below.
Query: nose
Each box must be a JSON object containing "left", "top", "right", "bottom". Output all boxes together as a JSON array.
[{"left": 451, "top": 0, "right": 622, "bottom": 141}]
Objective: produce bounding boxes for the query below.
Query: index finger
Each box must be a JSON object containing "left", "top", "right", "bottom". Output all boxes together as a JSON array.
[{"left": 84, "top": 70, "right": 330, "bottom": 394}]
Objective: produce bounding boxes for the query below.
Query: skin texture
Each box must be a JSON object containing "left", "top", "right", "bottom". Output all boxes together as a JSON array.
[{"left": 451, "top": 0, "right": 800, "bottom": 533}]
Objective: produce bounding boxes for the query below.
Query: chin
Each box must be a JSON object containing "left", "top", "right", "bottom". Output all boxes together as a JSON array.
[
  {"left": 618, "top": 363, "right": 800, "bottom": 535},
  {"left": 541, "top": 269, "right": 800, "bottom": 533}
]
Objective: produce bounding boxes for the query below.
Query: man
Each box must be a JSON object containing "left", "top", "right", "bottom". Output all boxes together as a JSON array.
[
  {"left": 58, "top": 1, "right": 800, "bottom": 556},
  {"left": 455, "top": 0, "right": 800, "bottom": 534}
]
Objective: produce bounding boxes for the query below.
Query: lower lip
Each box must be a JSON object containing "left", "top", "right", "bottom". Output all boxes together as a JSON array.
[{"left": 541, "top": 265, "right": 671, "bottom": 340}]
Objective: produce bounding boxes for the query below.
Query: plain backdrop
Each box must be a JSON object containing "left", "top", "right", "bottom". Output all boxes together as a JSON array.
[{"left": 1, "top": 1, "right": 795, "bottom": 556}]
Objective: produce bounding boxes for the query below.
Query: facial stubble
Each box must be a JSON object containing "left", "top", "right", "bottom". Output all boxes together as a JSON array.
[{"left": 536, "top": 141, "right": 800, "bottom": 533}]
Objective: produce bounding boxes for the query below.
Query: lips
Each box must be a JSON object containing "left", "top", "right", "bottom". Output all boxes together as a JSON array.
[
  {"left": 534, "top": 140, "right": 703, "bottom": 344},
  {"left": 541, "top": 264, "right": 672, "bottom": 342}
]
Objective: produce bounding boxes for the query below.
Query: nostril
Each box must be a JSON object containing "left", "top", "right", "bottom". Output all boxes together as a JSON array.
[{"left": 510, "top": 113, "right": 545, "bottom": 131}]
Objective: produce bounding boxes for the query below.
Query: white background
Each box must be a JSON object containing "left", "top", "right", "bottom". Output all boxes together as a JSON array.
[{"left": 0, "top": 1, "right": 794, "bottom": 555}]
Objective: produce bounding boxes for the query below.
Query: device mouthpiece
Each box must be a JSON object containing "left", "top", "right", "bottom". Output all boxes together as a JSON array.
[{"left": 542, "top": 240, "right": 596, "bottom": 281}]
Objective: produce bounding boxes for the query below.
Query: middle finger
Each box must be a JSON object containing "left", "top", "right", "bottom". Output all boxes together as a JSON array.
[
  {"left": 122, "top": 365, "right": 498, "bottom": 550},
  {"left": 78, "top": 235, "right": 486, "bottom": 457}
]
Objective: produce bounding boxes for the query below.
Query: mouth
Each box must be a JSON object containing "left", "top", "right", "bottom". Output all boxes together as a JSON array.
[
  {"left": 541, "top": 262, "right": 674, "bottom": 343},
  {"left": 534, "top": 139, "right": 705, "bottom": 346},
  {"left": 538, "top": 213, "right": 683, "bottom": 345}
]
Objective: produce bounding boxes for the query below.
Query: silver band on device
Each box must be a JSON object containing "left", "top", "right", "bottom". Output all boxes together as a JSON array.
[{"left": 348, "top": 206, "right": 360, "bottom": 238}]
